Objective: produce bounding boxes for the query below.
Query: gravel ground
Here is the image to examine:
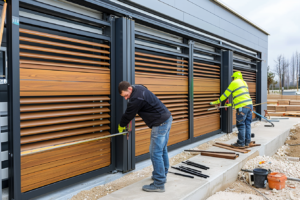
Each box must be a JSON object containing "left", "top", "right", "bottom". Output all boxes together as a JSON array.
[{"left": 208, "top": 123, "right": 300, "bottom": 200}]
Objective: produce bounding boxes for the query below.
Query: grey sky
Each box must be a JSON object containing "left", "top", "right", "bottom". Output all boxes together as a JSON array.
[{"left": 221, "top": 0, "right": 300, "bottom": 72}]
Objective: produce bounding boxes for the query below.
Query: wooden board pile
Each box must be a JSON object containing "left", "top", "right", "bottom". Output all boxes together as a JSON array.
[
  {"left": 185, "top": 141, "right": 261, "bottom": 160},
  {"left": 267, "top": 99, "right": 300, "bottom": 116}
]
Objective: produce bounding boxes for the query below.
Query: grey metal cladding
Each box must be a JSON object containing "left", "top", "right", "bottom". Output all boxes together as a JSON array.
[
  {"left": 130, "top": 0, "right": 268, "bottom": 53},
  {"left": 129, "top": 0, "right": 184, "bottom": 21}
]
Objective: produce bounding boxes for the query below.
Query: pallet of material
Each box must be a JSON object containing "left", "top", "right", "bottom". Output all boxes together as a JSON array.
[
  {"left": 276, "top": 106, "right": 286, "bottom": 112},
  {"left": 286, "top": 106, "right": 300, "bottom": 111},
  {"left": 267, "top": 105, "right": 276, "bottom": 111},
  {"left": 267, "top": 95, "right": 282, "bottom": 99},
  {"left": 267, "top": 112, "right": 286, "bottom": 116},
  {"left": 285, "top": 112, "right": 300, "bottom": 116},
  {"left": 267, "top": 100, "right": 278, "bottom": 105},
  {"left": 290, "top": 100, "right": 300, "bottom": 105},
  {"left": 278, "top": 99, "right": 290, "bottom": 105}
]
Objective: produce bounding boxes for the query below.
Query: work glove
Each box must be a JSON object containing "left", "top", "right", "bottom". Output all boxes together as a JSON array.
[
  {"left": 225, "top": 103, "right": 232, "bottom": 107},
  {"left": 118, "top": 124, "right": 126, "bottom": 133},
  {"left": 210, "top": 101, "right": 218, "bottom": 105}
]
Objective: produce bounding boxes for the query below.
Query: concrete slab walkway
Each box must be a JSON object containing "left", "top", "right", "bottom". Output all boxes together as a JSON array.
[{"left": 100, "top": 118, "right": 300, "bottom": 200}]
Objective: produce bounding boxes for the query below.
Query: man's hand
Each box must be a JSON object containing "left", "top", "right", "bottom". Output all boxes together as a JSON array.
[{"left": 118, "top": 124, "right": 126, "bottom": 133}]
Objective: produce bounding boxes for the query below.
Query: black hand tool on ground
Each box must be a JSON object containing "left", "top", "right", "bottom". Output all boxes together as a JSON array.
[
  {"left": 182, "top": 160, "right": 209, "bottom": 170},
  {"left": 168, "top": 171, "right": 194, "bottom": 178},
  {"left": 179, "top": 166, "right": 209, "bottom": 178}
]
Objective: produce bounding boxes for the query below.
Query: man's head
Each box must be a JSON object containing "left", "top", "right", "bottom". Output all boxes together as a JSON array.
[
  {"left": 118, "top": 81, "right": 133, "bottom": 100},
  {"left": 231, "top": 71, "right": 243, "bottom": 81}
]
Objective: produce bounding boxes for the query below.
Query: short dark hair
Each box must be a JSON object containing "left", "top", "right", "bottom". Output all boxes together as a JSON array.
[{"left": 118, "top": 81, "right": 131, "bottom": 94}]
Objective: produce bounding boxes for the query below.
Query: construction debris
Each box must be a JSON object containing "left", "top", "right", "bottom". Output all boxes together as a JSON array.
[{"left": 210, "top": 123, "right": 300, "bottom": 200}]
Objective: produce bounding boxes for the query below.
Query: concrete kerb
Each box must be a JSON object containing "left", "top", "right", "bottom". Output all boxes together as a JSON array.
[{"left": 100, "top": 118, "right": 300, "bottom": 200}]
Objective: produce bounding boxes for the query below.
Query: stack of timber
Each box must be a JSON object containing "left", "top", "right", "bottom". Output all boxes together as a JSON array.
[{"left": 266, "top": 97, "right": 300, "bottom": 116}]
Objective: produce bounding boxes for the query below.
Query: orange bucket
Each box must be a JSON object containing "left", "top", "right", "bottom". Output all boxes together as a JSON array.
[{"left": 267, "top": 172, "right": 287, "bottom": 190}]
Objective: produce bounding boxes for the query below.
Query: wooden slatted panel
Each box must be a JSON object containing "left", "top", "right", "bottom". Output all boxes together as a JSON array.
[
  {"left": 193, "top": 61, "right": 221, "bottom": 137},
  {"left": 233, "top": 109, "right": 237, "bottom": 126},
  {"left": 194, "top": 113, "right": 220, "bottom": 137},
  {"left": 135, "top": 50, "right": 189, "bottom": 156},
  {"left": 194, "top": 61, "right": 220, "bottom": 79},
  {"left": 135, "top": 120, "right": 188, "bottom": 156},
  {"left": 20, "top": 28, "right": 111, "bottom": 192},
  {"left": 233, "top": 69, "right": 256, "bottom": 119}
]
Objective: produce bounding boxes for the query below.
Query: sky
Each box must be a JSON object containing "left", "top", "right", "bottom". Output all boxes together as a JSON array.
[{"left": 221, "top": 0, "right": 300, "bottom": 73}]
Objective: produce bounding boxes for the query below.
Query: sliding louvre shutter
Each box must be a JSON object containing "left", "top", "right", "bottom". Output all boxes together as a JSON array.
[
  {"left": 135, "top": 51, "right": 189, "bottom": 156},
  {"left": 20, "top": 27, "right": 111, "bottom": 192},
  {"left": 193, "top": 61, "right": 221, "bottom": 137}
]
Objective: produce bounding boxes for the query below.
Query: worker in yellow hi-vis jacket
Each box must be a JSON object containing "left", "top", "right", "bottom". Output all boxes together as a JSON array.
[{"left": 210, "top": 71, "right": 253, "bottom": 148}]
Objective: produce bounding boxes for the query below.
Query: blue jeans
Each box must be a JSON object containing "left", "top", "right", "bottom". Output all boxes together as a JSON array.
[
  {"left": 236, "top": 105, "right": 253, "bottom": 146},
  {"left": 150, "top": 116, "right": 172, "bottom": 187}
]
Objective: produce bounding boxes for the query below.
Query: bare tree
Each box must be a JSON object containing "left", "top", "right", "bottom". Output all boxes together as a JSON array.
[
  {"left": 275, "top": 55, "right": 284, "bottom": 93},
  {"left": 283, "top": 57, "right": 290, "bottom": 89},
  {"left": 297, "top": 51, "right": 300, "bottom": 91},
  {"left": 291, "top": 54, "right": 295, "bottom": 87}
]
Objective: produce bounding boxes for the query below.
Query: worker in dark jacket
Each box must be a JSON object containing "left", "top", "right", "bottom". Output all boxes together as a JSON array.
[{"left": 118, "top": 81, "right": 172, "bottom": 192}]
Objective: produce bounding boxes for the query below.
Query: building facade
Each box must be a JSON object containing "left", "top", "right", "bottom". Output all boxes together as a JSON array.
[{"left": 0, "top": 0, "right": 268, "bottom": 199}]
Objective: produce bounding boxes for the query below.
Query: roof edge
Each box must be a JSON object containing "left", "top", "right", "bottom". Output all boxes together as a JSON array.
[{"left": 211, "top": 0, "right": 270, "bottom": 35}]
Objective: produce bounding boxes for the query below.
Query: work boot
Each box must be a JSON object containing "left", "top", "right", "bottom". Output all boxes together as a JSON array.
[
  {"left": 142, "top": 183, "right": 165, "bottom": 192},
  {"left": 245, "top": 143, "right": 250, "bottom": 147},
  {"left": 231, "top": 143, "right": 245, "bottom": 148}
]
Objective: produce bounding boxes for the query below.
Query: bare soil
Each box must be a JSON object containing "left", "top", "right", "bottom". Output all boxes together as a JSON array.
[
  {"left": 70, "top": 123, "right": 252, "bottom": 200},
  {"left": 285, "top": 124, "right": 300, "bottom": 157}
]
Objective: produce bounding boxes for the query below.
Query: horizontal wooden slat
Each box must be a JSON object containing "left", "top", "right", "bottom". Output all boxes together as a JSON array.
[
  {"left": 135, "top": 67, "right": 188, "bottom": 75},
  {"left": 193, "top": 69, "right": 220, "bottom": 75},
  {"left": 20, "top": 68, "right": 109, "bottom": 83},
  {"left": 20, "top": 28, "right": 110, "bottom": 48},
  {"left": 135, "top": 52, "right": 187, "bottom": 63},
  {"left": 20, "top": 45, "right": 110, "bottom": 60},
  {"left": 20, "top": 96, "right": 110, "bottom": 104},
  {"left": 194, "top": 73, "right": 219, "bottom": 78},
  {"left": 21, "top": 102, "right": 110, "bottom": 112},
  {"left": 135, "top": 57, "right": 188, "bottom": 67},
  {"left": 20, "top": 64, "right": 109, "bottom": 74},
  {"left": 20, "top": 52, "right": 107, "bottom": 65},
  {"left": 194, "top": 110, "right": 219, "bottom": 116},
  {"left": 193, "top": 65, "right": 220, "bottom": 71},
  {"left": 136, "top": 62, "right": 188, "bottom": 71},
  {"left": 194, "top": 77, "right": 220, "bottom": 93},
  {"left": 21, "top": 114, "right": 110, "bottom": 128},
  {"left": 21, "top": 108, "right": 110, "bottom": 120},
  {"left": 20, "top": 80, "right": 110, "bottom": 93},
  {"left": 21, "top": 131, "right": 110, "bottom": 151},
  {"left": 156, "top": 95, "right": 188, "bottom": 99},
  {"left": 194, "top": 62, "right": 220, "bottom": 68},
  {"left": 21, "top": 120, "right": 110, "bottom": 136},
  {"left": 21, "top": 125, "right": 110, "bottom": 144},
  {"left": 20, "top": 36, "right": 110, "bottom": 54},
  {"left": 20, "top": 59, "right": 110, "bottom": 68}
]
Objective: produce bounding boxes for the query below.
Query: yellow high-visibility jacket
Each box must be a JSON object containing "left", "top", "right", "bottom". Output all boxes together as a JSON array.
[{"left": 212, "top": 78, "right": 252, "bottom": 109}]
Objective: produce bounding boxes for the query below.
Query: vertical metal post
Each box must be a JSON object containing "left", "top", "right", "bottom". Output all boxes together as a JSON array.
[
  {"left": 256, "top": 55, "right": 262, "bottom": 119},
  {"left": 114, "top": 17, "right": 135, "bottom": 173},
  {"left": 188, "top": 40, "right": 194, "bottom": 140},
  {"left": 7, "top": 0, "right": 21, "bottom": 199},
  {"left": 221, "top": 50, "right": 233, "bottom": 133},
  {"left": 109, "top": 15, "right": 116, "bottom": 169},
  {"left": 129, "top": 18, "right": 135, "bottom": 170}
]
